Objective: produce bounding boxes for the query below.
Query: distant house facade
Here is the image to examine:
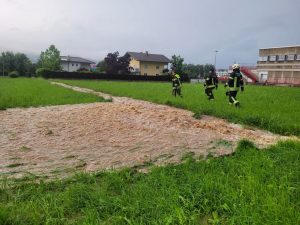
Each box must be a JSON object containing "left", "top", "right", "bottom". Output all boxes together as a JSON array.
[
  {"left": 257, "top": 45, "right": 300, "bottom": 86},
  {"left": 60, "top": 56, "right": 95, "bottom": 72},
  {"left": 216, "top": 69, "right": 229, "bottom": 77},
  {"left": 126, "top": 51, "right": 170, "bottom": 76}
]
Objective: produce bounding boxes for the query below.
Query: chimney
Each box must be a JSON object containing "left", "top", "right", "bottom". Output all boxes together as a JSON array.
[{"left": 146, "top": 51, "right": 149, "bottom": 56}]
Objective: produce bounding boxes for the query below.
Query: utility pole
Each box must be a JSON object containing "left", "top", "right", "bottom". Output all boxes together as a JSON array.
[{"left": 214, "top": 50, "right": 219, "bottom": 69}]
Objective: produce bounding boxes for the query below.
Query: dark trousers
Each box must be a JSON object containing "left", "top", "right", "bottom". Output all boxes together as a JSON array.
[
  {"left": 229, "top": 91, "right": 239, "bottom": 105},
  {"left": 172, "top": 86, "right": 182, "bottom": 97},
  {"left": 205, "top": 87, "right": 215, "bottom": 100}
]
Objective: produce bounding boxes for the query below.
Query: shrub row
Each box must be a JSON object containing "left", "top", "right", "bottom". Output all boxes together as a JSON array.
[
  {"left": 40, "top": 70, "right": 190, "bottom": 82},
  {"left": 8, "top": 71, "right": 19, "bottom": 78},
  {"left": 1, "top": 71, "right": 35, "bottom": 77}
]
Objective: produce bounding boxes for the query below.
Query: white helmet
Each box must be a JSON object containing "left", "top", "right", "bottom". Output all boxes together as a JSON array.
[{"left": 232, "top": 64, "right": 240, "bottom": 70}]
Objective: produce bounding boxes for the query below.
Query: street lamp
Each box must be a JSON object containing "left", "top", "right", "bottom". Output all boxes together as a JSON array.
[{"left": 214, "top": 50, "right": 219, "bottom": 69}]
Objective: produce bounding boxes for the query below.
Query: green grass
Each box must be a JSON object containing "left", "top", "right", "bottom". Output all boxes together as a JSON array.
[
  {"left": 0, "top": 140, "right": 299, "bottom": 224},
  {"left": 1, "top": 78, "right": 299, "bottom": 224},
  {"left": 0, "top": 78, "right": 103, "bottom": 110},
  {"left": 55, "top": 80, "right": 300, "bottom": 136}
]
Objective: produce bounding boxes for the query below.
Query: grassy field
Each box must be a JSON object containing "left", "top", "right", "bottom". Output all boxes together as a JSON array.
[
  {"left": 0, "top": 78, "right": 103, "bottom": 110},
  {"left": 0, "top": 140, "right": 299, "bottom": 224},
  {"left": 56, "top": 80, "right": 300, "bottom": 136},
  {"left": 1, "top": 78, "right": 299, "bottom": 224}
]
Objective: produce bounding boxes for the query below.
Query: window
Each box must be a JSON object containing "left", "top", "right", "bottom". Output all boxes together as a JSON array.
[
  {"left": 76, "top": 64, "right": 78, "bottom": 66},
  {"left": 277, "top": 55, "right": 285, "bottom": 61},
  {"left": 286, "top": 54, "right": 296, "bottom": 61},
  {"left": 144, "top": 73, "right": 147, "bottom": 76},
  {"left": 72, "top": 63, "right": 74, "bottom": 66},
  {"left": 297, "top": 55, "right": 300, "bottom": 61},
  {"left": 268, "top": 55, "right": 276, "bottom": 62},
  {"left": 144, "top": 64, "right": 148, "bottom": 69},
  {"left": 156, "top": 65, "right": 160, "bottom": 70},
  {"left": 259, "top": 56, "right": 268, "bottom": 61}
]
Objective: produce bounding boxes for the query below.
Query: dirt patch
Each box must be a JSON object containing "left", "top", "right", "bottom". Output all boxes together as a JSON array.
[{"left": 0, "top": 83, "right": 293, "bottom": 178}]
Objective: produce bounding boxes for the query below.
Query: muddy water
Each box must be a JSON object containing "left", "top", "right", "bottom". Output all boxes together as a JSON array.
[{"left": 0, "top": 83, "right": 290, "bottom": 178}]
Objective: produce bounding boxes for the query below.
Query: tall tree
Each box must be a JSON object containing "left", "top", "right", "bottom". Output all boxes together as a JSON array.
[
  {"left": 96, "top": 60, "right": 107, "bottom": 73},
  {"left": 104, "top": 52, "right": 131, "bottom": 74},
  {"left": 37, "top": 45, "right": 62, "bottom": 71},
  {"left": 171, "top": 55, "right": 184, "bottom": 74},
  {"left": 14, "top": 53, "right": 32, "bottom": 75},
  {"left": 0, "top": 51, "right": 32, "bottom": 76},
  {"left": 181, "top": 63, "right": 215, "bottom": 78},
  {"left": 1, "top": 52, "right": 15, "bottom": 74},
  {"left": 117, "top": 54, "right": 131, "bottom": 74},
  {"left": 182, "top": 64, "right": 205, "bottom": 78},
  {"left": 104, "top": 52, "right": 119, "bottom": 74},
  {"left": 203, "top": 64, "right": 215, "bottom": 76}
]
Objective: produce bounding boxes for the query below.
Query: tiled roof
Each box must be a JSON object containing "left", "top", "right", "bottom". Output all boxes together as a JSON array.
[
  {"left": 60, "top": 56, "right": 95, "bottom": 64},
  {"left": 127, "top": 52, "right": 170, "bottom": 63}
]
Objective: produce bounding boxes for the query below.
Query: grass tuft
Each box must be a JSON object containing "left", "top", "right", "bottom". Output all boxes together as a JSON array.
[
  {"left": 6, "top": 163, "right": 24, "bottom": 168},
  {"left": 237, "top": 139, "right": 257, "bottom": 150}
]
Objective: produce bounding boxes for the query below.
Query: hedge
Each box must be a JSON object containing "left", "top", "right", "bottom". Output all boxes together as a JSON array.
[
  {"left": 41, "top": 71, "right": 190, "bottom": 82},
  {"left": 8, "top": 71, "right": 19, "bottom": 78},
  {"left": 36, "top": 68, "right": 49, "bottom": 77}
]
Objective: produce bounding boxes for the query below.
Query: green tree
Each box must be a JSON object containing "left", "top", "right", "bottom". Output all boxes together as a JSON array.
[
  {"left": 14, "top": 53, "right": 32, "bottom": 75},
  {"left": 181, "top": 63, "right": 215, "bottom": 79},
  {"left": 37, "top": 45, "right": 62, "bottom": 71},
  {"left": 196, "top": 64, "right": 205, "bottom": 78},
  {"left": 1, "top": 52, "right": 14, "bottom": 75},
  {"left": 203, "top": 64, "right": 215, "bottom": 76},
  {"left": 171, "top": 55, "right": 184, "bottom": 74},
  {"left": 182, "top": 64, "right": 205, "bottom": 78},
  {"left": 96, "top": 60, "right": 107, "bottom": 73},
  {"left": 104, "top": 52, "right": 131, "bottom": 74},
  {"left": 0, "top": 51, "right": 32, "bottom": 76}
]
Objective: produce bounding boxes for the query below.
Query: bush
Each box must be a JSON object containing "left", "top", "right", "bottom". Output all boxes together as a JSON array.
[
  {"left": 77, "top": 67, "right": 89, "bottom": 72},
  {"left": 81, "top": 70, "right": 92, "bottom": 74},
  {"left": 24, "top": 72, "right": 33, "bottom": 77},
  {"left": 35, "top": 68, "right": 49, "bottom": 77},
  {"left": 8, "top": 71, "right": 19, "bottom": 78}
]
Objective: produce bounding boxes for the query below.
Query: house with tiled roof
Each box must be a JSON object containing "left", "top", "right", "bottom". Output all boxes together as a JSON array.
[
  {"left": 126, "top": 51, "right": 170, "bottom": 76},
  {"left": 60, "top": 56, "right": 95, "bottom": 72}
]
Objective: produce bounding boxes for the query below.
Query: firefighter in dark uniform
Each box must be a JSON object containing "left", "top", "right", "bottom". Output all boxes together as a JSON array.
[
  {"left": 225, "top": 64, "right": 244, "bottom": 106},
  {"left": 204, "top": 68, "right": 218, "bottom": 100},
  {"left": 171, "top": 71, "right": 183, "bottom": 97}
]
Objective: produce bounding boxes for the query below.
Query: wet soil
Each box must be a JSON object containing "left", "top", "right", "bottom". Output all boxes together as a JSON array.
[{"left": 0, "top": 82, "right": 292, "bottom": 178}]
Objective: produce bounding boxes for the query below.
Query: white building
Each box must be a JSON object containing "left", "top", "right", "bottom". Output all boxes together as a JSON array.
[
  {"left": 60, "top": 56, "right": 95, "bottom": 72},
  {"left": 216, "top": 69, "right": 228, "bottom": 77}
]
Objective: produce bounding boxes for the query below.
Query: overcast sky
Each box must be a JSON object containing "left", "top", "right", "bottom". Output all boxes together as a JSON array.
[{"left": 0, "top": 0, "right": 299, "bottom": 68}]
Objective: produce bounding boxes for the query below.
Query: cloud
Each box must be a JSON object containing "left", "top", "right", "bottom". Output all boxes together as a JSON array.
[{"left": 0, "top": 0, "right": 299, "bottom": 67}]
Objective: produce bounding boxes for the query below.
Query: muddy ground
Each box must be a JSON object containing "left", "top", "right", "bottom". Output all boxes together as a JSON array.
[{"left": 0, "top": 83, "right": 291, "bottom": 178}]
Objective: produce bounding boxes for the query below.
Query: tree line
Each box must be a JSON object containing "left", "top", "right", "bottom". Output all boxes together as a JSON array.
[
  {"left": 0, "top": 45, "right": 62, "bottom": 77},
  {"left": 0, "top": 52, "right": 35, "bottom": 77},
  {"left": 0, "top": 45, "right": 214, "bottom": 78},
  {"left": 170, "top": 55, "right": 215, "bottom": 78}
]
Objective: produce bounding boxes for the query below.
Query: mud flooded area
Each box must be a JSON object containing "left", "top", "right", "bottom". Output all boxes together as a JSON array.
[{"left": 0, "top": 83, "right": 289, "bottom": 178}]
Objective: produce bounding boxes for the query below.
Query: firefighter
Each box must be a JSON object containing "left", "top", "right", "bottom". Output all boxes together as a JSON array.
[
  {"left": 225, "top": 64, "right": 244, "bottom": 106},
  {"left": 204, "top": 68, "right": 218, "bottom": 100},
  {"left": 171, "top": 71, "right": 183, "bottom": 97}
]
